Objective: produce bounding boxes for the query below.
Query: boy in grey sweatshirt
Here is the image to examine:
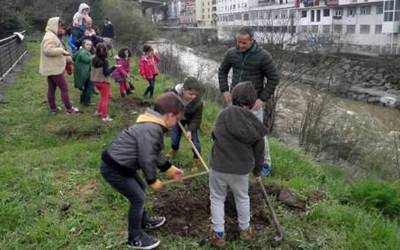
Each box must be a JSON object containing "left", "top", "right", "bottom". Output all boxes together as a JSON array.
[{"left": 208, "top": 81, "right": 268, "bottom": 248}]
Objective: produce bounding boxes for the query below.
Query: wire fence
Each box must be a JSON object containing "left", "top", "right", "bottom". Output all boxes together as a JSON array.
[{"left": 0, "top": 31, "right": 28, "bottom": 81}]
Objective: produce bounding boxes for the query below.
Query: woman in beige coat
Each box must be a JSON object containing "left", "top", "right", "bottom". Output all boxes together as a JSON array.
[{"left": 39, "top": 17, "right": 79, "bottom": 113}]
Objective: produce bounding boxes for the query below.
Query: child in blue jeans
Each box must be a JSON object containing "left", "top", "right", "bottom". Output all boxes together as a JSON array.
[{"left": 168, "top": 77, "right": 204, "bottom": 171}]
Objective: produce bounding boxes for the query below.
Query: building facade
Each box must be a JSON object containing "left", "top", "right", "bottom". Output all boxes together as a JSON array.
[
  {"left": 216, "top": 0, "right": 400, "bottom": 55},
  {"left": 196, "top": 0, "right": 214, "bottom": 26}
]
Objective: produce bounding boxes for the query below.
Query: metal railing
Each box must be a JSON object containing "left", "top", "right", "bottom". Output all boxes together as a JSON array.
[{"left": 0, "top": 31, "right": 28, "bottom": 81}]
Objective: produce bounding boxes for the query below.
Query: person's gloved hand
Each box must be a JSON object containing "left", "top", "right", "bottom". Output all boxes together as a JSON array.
[
  {"left": 166, "top": 165, "right": 184, "bottom": 181},
  {"left": 149, "top": 179, "right": 164, "bottom": 191}
]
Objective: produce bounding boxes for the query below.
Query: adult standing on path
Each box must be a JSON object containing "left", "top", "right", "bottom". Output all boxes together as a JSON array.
[
  {"left": 218, "top": 26, "right": 279, "bottom": 174},
  {"left": 39, "top": 17, "right": 79, "bottom": 114},
  {"left": 101, "top": 17, "right": 114, "bottom": 55}
]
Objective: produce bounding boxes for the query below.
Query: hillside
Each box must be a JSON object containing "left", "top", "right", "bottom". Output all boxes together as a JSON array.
[{"left": 0, "top": 42, "right": 399, "bottom": 249}]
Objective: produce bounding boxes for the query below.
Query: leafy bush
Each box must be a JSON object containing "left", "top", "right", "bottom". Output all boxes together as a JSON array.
[{"left": 347, "top": 179, "right": 400, "bottom": 217}]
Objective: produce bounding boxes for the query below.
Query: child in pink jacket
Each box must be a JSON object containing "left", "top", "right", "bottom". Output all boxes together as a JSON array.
[
  {"left": 113, "top": 47, "right": 133, "bottom": 97},
  {"left": 139, "top": 45, "right": 160, "bottom": 99}
]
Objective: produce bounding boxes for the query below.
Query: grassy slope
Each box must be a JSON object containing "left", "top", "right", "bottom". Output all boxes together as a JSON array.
[{"left": 0, "top": 43, "right": 399, "bottom": 249}]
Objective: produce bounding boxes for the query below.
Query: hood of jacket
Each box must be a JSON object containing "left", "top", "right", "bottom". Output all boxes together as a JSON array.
[
  {"left": 45, "top": 17, "right": 59, "bottom": 34},
  {"left": 78, "top": 3, "right": 90, "bottom": 13},
  {"left": 220, "top": 105, "right": 267, "bottom": 144},
  {"left": 136, "top": 108, "right": 166, "bottom": 128}
]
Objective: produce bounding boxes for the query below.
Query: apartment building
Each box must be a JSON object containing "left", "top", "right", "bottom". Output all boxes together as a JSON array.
[
  {"left": 167, "top": 0, "right": 183, "bottom": 25},
  {"left": 196, "top": 0, "right": 214, "bottom": 26},
  {"left": 216, "top": 0, "right": 400, "bottom": 55},
  {"left": 180, "top": 0, "right": 197, "bottom": 26}
]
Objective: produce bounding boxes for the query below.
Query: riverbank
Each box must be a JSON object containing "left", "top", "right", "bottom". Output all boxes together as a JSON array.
[{"left": 158, "top": 30, "right": 400, "bottom": 110}]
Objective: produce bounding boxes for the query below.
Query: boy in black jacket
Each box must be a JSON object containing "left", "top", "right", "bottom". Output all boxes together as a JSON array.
[
  {"left": 208, "top": 81, "right": 268, "bottom": 248},
  {"left": 101, "top": 92, "right": 185, "bottom": 249}
]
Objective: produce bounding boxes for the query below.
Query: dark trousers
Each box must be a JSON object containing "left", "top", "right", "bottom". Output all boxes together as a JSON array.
[
  {"left": 80, "top": 78, "right": 93, "bottom": 105},
  {"left": 171, "top": 120, "right": 201, "bottom": 158},
  {"left": 47, "top": 74, "right": 72, "bottom": 111},
  {"left": 100, "top": 162, "right": 150, "bottom": 241},
  {"left": 143, "top": 77, "right": 155, "bottom": 98}
]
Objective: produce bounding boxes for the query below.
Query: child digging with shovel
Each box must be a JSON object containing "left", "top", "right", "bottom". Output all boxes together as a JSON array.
[
  {"left": 208, "top": 81, "right": 268, "bottom": 248},
  {"left": 100, "top": 92, "right": 185, "bottom": 249},
  {"left": 167, "top": 76, "right": 204, "bottom": 172}
]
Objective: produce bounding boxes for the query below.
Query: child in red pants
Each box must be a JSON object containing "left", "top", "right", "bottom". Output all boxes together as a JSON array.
[{"left": 90, "top": 43, "right": 119, "bottom": 122}]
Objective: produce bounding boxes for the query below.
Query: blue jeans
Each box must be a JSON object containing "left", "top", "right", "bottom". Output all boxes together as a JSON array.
[
  {"left": 143, "top": 77, "right": 155, "bottom": 98},
  {"left": 252, "top": 109, "right": 272, "bottom": 166},
  {"left": 171, "top": 120, "right": 201, "bottom": 158}
]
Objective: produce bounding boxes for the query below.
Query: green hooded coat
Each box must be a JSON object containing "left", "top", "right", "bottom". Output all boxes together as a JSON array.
[{"left": 73, "top": 48, "right": 92, "bottom": 89}]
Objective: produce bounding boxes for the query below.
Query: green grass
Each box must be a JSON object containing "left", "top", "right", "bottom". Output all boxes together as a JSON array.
[{"left": 0, "top": 42, "right": 399, "bottom": 249}]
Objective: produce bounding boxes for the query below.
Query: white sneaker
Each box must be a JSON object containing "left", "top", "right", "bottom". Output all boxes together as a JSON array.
[
  {"left": 94, "top": 111, "right": 101, "bottom": 117},
  {"left": 67, "top": 107, "right": 80, "bottom": 114},
  {"left": 102, "top": 116, "right": 113, "bottom": 122}
]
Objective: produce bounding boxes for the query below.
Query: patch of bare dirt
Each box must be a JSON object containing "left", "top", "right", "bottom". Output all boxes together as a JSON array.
[{"left": 152, "top": 181, "right": 294, "bottom": 242}]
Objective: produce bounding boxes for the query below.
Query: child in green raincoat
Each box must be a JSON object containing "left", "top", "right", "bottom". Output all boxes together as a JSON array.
[{"left": 73, "top": 39, "right": 93, "bottom": 106}]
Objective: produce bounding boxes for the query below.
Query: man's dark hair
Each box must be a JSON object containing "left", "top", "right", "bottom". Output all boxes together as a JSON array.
[
  {"left": 237, "top": 26, "right": 254, "bottom": 39},
  {"left": 231, "top": 81, "right": 257, "bottom": 108},
  {"left": 183, "top": 76, "right": 202, "bottom": 92},
  {"left": 154, "top": 92, "right": 185, "bottom": 115},
  {"left": 143, "top": 44, "right": 153, "bottom": 54}
]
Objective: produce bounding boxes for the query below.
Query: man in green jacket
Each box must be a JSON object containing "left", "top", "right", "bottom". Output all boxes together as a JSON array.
[{"left": 218, "top": 26, "right": 279, "bottom": 175}]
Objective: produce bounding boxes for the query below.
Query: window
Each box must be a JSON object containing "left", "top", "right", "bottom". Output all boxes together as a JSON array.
[
  {"left": 346, "top": 25, "right": 356, "bottom": 34},
  {"left": 376, "top": 3, "right": 383, "bottom": 14},
  {"left": 317, "top": 9, "right": 321, "bottom": 21},
  {"left": 360, "top": 6, "right": 371, "bottom": 15},
  {"left": 334, "top": 24, "right": 342, "bottom": 33},
  {"left": 347, "top": 8, "right": 356, "bottom": 16},
  {"left": 281, "top": 10, "right": 287, "bottom": 19},
  {"left": 384, "top": 12, "right": 394, "bottom": 21},
  {"left": 301, "top": 10, "right": 307, "bottom": 18},
  {"left": 360, "top": 25, "right": 370, "bottom": 34},
  {"left": 279, "top": 0, "right": 283, "bottom": 3},
  {"left": 323, "top": 25, "right": 331, "bottom": 33},
  {"left": 334, "top": 8, "right": 343, "bottom": 17},
  {"left": 375, "top": 24, "right": 382, "bottom": 34},
  {"left": 311, "top": 10, "right": 315, "bottom": 22},
  {"left": 323, "top": 9, "right": 330, "bottom": 17}
]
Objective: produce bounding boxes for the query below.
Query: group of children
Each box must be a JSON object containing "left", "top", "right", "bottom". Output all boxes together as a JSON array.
[
  {"left": 101, "top": 79, "right": 267, "bottom": 249},
  {"left": 39, "top": 13, "right": 268, "bottom": 250},
  {"left": 39, "top": 16, "right": 161, "bottom": 122}
]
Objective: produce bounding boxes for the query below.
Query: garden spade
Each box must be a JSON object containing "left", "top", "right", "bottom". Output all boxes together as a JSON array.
[
  {"left": 178, "top": 121, "right": 209, "bottom": 172},
  {"left": 257, "top": 178, "right": 284, "bottom": 247}
]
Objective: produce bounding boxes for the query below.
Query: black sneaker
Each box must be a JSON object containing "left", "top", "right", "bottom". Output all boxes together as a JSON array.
[
  {"left": 128, "top": 232, "right": 160, "bottom": 249},
  {"left": 143, "top": 216, "right": 166, "bottom": 230}
]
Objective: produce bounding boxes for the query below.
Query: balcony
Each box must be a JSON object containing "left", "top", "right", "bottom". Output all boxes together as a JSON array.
[{"left": 325, "top": 0, "right": 339, "bottom": 6}]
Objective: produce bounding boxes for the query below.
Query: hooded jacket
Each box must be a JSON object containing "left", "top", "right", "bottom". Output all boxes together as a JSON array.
[
  {"left": 73, "top": 47, "right": 92, "bottom": 89},
  {"left": 39, "top": 17, "right": 66, "bottom": 76},
  {"left": 73, "top": 3, "right": 90, "bottom": 27},
  {"left": 102, "top": 109, "right": 172, "bottom": 184},
  {"left": 139, "top": 54, "right": 160, "bottom": 80},
  {"left": 209, "top": 105, "right": 268, "bottom": 175},
  {"left": 218, "top": 42, "right": 279, "bottom": 101},
  {"left": 174, "top": 83, "right": 203, "bottom": 131}
]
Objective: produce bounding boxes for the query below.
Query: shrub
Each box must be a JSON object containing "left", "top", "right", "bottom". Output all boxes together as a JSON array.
[{"left": 347, "top": 179, "right": 400, "bottom": 217}]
